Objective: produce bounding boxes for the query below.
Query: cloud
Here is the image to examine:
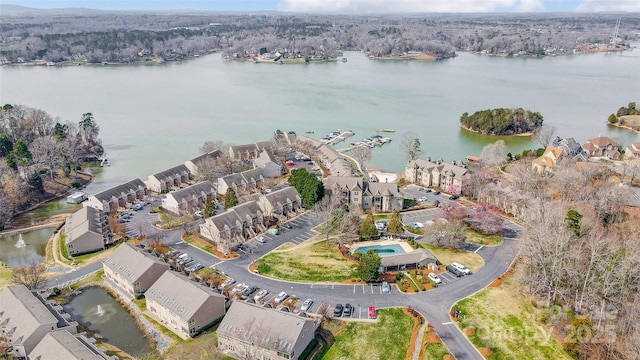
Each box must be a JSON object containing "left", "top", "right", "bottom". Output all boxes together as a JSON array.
[
  {"left": 277, "top": 0, "right": 522, "bottom": 13},
  {"left": 577, "top": 0, "right": 640, "bottom": 12},
  {"left": 516, "top": 0, "right": 544, "bottom": 12}
]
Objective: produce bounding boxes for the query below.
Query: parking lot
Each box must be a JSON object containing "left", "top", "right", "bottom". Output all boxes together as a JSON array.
[{"left": 403, "top": 184, "right": 457, "bottom": 206}]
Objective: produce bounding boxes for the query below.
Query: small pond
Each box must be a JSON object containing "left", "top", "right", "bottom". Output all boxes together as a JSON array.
[
  {"left": 63, "top": 287, "right": 153, "bottom": 358},
  {"left": 0, "top": 227, "right": 55, "bottom": 267},
  {"left": 9, "top": 198, "right": 81, "bottom": 227}
]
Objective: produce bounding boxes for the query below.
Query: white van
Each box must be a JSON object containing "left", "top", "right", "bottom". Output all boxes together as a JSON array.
[{"left": 451, "top": 262, "right": 471, "bottom": 275}]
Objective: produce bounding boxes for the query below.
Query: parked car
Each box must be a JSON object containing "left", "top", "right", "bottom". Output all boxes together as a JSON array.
[
  {"left": 451, "top": 262, "right": 471, "bottom": 275},
  {"left": 231, "top": 283, "right": 249, "bottom": 295},
  {"left": 300, "top": 299, "right": 314, "bottom": 311},
  {"left": 194, "top": 210, "right": 204, "bottom": 218},
  {"left": 448, "top": 195, "right": 460, "bottom": 200},
  {"left": 446, "top": 264, "right": 465, "bottom": 277},
  {"left": 131, "top": 203, "right": 144, "bottom": 211},
  {"left": 119, "top": 212, "right": 132, "bottom": 219},
  {"left": 274, "top": 291, "right": 288, "bottom": 303},
  {"left": 117, "top": 217, "right": 130, "bottom": 223},
  {"left": 253, "top": 289, "right": 269, "bottom": 302},
  {"left": 409, "top": 222, "right": 424, "bottom": 229},
  {"left": 282, "top": 223, "right": 293, "bottom": 229},
  {"left": 343, "top": 303, "right": 353, "bottom": 316},
  {"left": 255, "top": 235, "right": 266, "bottom": 243},
  {"left": 333, "top": 304, "right": 344, "bottom": 317},
  {"left": 188, "top": 263, "right": 204, "bottom": 272},
  {"left": 243, "top": 286, "right": 259, "bottom": 297},
  {"left": 427, "top": 273, "right": 442, "bottom": 284},
  {"left": 381, "top": 281, "right": 390, "bottom": 293},
  {"left": 426, "top": 188, "right": 432, "bottom": 193},
  {"left": 220, "top": 278, "right": 236, "bottom": 288},
  {"left": 418, "top": 197, "right": 428, "bottom": 202},
  {"left": 368, "top": 306, "right": 377, "bottom": 319},
  {"left": 433, "top": 191, "right": 441, "bottom": 195}
]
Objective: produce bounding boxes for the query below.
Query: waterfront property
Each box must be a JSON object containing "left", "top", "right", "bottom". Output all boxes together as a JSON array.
[
  {"left": 216, "top": 168, "right": 265, "bottom": 196},
  {"left": 144, "top": 164, "right": 192, "bottom": 193},
  {"left": 582, "top": 136, "right": 621, "bottom": 159},
  {"left": 256, "top": 187, "right": 304, "bottom": 222},
  {"left": 66, "top": 192, "right": 88, "bottom": 204},
  {"left": 229, "top": 141, "right": 276, "bottom": 161},
  {"left": 217, "top": 301, "right": 318, "bottom": 360},
  {"left": 145, "top": 271, "right": 226, "bottom": 339},
  {"left": 28, "top": 329, "right": 114, "bottom": 360},
  {"left": 64, "top": 207, "right": 113, "bottom": 256},
  {"left": 405, "top": 157, "right": 470, "bottom": 194},
  {"left": 0, "top": 285, "right": 88, "bottom": 359},
  {"left": 184, "top": 150, "right": 223, "bottom": 177},
  {"left": 254, "top": 150, "right": 285, "bottom": 178},
  {"left": 294, "top": 135, "right": 356, "bottom": 177},
  {"left": 551, "top": 136, "right": 588, "bottom": 162},
  {"left": 532, "top": 146, "right": 565, "bottom": 174},
  {"left": 161, "top": 180, "right": 216, "bottom": 216},
  {"left": 84, "top": 179, "right": 147, "bottom": 212},
  {"left": 625, "top": 141, "right": 640, "bottom": 159},
  {"left": 478, "top": 180, "right": 531, "bottom": 219},
  {"left": 324, "top": 176, "right": 403, "bottom": 213},
  {"left": 102, "top": 243, "right": 169, "bottom": 300}
]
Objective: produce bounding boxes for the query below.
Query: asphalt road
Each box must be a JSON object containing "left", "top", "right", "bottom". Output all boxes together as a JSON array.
[{"left": 46, "top": 201, "right": 523, "bottom": 359}]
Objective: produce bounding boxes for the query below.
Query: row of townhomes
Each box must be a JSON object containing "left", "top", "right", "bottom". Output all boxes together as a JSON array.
[
  {"left": 532, "top": 136, "right": 628, "bottom": 173},
  {"left": 101, "top": 243, "right": 319, "bottom": 358},
  {"left": 324, "top": 176, "right": 403, "bottom": 212},
  {"left": 64, "top": 206, "right": 113, "bottom": 256},
  {"left": 404, "top": 157, "right": 470, "bottom": 195},
  {"left": 200, "top": 187, "right": 304, "bottom": 254},
  {"left": 0, "top": 284, "right": 115, "bottom": 360}
]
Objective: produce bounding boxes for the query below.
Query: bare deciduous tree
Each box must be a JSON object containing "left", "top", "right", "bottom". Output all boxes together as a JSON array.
[
  {"left": 12, "top": 262, "right": 47, "bottom": 290},
  {"left": 479, "top": 140, "right": 507, "bottom": 167},
  {"left": 532, "top": 125, "right": 557, "bottom": 148}
]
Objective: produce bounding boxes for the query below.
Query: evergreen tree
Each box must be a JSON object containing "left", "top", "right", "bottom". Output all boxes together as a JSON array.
[
  {"left": 566, "top": 209, "right": 583, "bottom": 237},
  {"left": 289, "top": 168, "right": 324, "bottom": 207},
  {"left": 357, "top": 250, "right": 381, "bottom": 282},
  {"left": 224, "top": 188, "right": 238, "bottom": 210},
  {"left": 0, "top": 135, "right": 12, "bottom": 157},
  {"left": 360, "top": 212, "right": 378, "bottom": 239},
  {"left": 28, "top": 171, "right": 43, "bottom": 192},
  {"left": 387, "top": 211, "right": 404, "bottom": 237},
  {"left": 204, "top": 194, "right": 216, "bottom": 217}
]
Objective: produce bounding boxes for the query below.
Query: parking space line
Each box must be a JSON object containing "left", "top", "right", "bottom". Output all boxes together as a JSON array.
[
  {"left": 353, "top": 285, "right": 356, "bottom": 294},
  {"left": 474, "top": 246, "right": 483, "bottom": 253},
  {"left": 362, "top": 285, "right": 365, "bottom": 294}
]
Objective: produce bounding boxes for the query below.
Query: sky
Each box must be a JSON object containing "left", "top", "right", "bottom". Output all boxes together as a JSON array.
[{"left": 1, "top": 0, "right": 639, "bottom": 13}]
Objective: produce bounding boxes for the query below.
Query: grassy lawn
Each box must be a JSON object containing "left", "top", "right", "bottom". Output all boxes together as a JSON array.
[
  {"left": 373, "top": 214, "right": 389, "bottom": 220},
  {"left": 183, "top": 233, "right": 216, "bottom": 254},
  {"left": 323, "top": 308, "right": 414, "bottom": 360},
  {"left": 453, "top": 267, "right": 570, "bottom": 360},
  {"left": 422, "top": 342, "right": 451, "bottom": 360},
  {"left": 464, "top": 228, "right": 503, "bottom": 246},
  {"left": 405, "top": 225, "right": 424, "bottom": 235},
  {"left": 157, "top": 209, "right": 191, "bottom": 229},
  {"left": 421, "top": 244, "right": 484, "bottom": 272},
  {"left": 0, "top": 262, "right": 12, "bottom": 290},
  {"left": 255, "top": 240, "right": 358, "bottom": 282}
]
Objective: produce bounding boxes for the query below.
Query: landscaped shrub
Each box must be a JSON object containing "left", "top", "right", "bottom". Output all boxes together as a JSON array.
[{"left": 395, "top": 272, "right": 404, "bottom": 281}]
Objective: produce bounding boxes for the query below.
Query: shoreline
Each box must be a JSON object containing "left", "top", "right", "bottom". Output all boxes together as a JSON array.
[
  {"left": 459, "top": 124, "right": 534, "bottom": 137},
  {"left": 607, "top": 122, "right": 640, "bottom": 134}
]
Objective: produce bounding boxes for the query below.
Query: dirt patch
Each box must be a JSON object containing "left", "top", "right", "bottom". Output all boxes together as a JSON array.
[
  {"left": 479, "top": 347, "right": 493, "bottom": 356},
  {"left": 463, "top": 328, "right": 475, "bottom": 336},
  {"left": 489, "top": 257, "right": 520, "bottom": 287},
  {"left": 443, "top": 355, "right": 455, "bottom": 360},
  {"left": 424, "top": 329, "right": 442, "bottom": 344},
  {"left": 403, "top": 308, "right": 423, "bottom": 360}
]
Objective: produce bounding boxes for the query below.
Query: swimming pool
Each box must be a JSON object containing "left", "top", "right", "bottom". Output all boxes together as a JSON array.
[{"left": 354, "top": 244, "right": 406, "bottom": 257}]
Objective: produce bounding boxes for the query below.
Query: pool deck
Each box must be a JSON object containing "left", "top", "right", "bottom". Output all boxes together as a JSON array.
[{"left": 349, "top": 238, "right": 414, "bottom": 253}]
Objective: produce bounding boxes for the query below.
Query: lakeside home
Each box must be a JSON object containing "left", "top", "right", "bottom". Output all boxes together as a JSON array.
[
  {"left": 405, "top": 158, "right": 469, "bottom": 194},
  {"left": 161, "top": 181, "right": 216, "bottom": 216},
  {"left": 84, "top": 179, "right": 147, "bottom": 212},
  {"left": 64, "top": 206, "right": 113, "bottom": 256}
]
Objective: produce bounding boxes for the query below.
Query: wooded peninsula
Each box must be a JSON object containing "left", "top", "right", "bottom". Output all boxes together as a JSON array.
[{"left": 459, "top": 108, "right": 544, "bottom": 136}]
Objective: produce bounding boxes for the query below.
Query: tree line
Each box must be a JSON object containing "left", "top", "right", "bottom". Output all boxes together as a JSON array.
[
  {"left": 1, "top": 9, "right": 637, "bottom": 64},
  {"left": 0, "top": 104, "right": 103, "bottom": 229},
  {"left": 460, "top": 107, "right": 543, "bottom": 135}
]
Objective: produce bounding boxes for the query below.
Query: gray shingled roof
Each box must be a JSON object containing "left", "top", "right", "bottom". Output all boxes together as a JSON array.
[
  {"left": 103, "top": 243, "right": 168, "bottom": 283},
  {"left": 208, "top": 210, "right": 242, "bottom": 230},
  {"left": 165, "top": 181, "right": 214, "bottom": 203},
  {"left": 150, "top": 164, "right": 190, "bottom": 181},
  {"left": 145, "top": 271, "right": 224, "bottom": 322},
  {"left": 65, "top": 207, "right": 106, "bottom": 246},
  {"left": 30, "top": 330, "right": 105, "bottom": 360},
  {"left": 263, "top": 187, "right": 301, "bottom": 207},
  {"left": 231, "top": 200, "right": 262, "bottom": 221},
  {"left": 92, "top": 179, "right": 146, "bottom": 202},
  {"left": 188, "top": 150, "right": 222, "bottom": 165},
  {"left": 0, "top": 285, "right": 58, "bottom": 348},
  {"left": 380, "top": 248, "right": 437, "bottom": 268},
  {"left": 218, "top": 301, "right": 316, "bottom": 354}
]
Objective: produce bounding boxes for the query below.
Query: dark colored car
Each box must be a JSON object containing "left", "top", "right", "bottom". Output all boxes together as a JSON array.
[
  {"left": 433, "top": 191, "right": 441, "bottom": 195},
  {"left": 333, "top": 304, "right": 344, "bottom": 317},
  {"left": 449, "top": 195, "right": 460, "bottom": 200},
  {"left": 446, "top": 264, "right": 465, "bottom": 277},
  {"left": 343, "top": 303, "right": 353, "bottom": 316},
  {"left": 283, "top": 223, "right": 293, "bottom": 229},
  {"left": 243, "top": 286, "right": 259, "bottom": 297}
]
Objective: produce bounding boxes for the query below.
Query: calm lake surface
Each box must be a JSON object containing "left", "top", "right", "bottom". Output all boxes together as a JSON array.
[
  {"left": 63, "top": 287, "right": 152, "bottom": 357},
  {"left": 1, "top": 49, "right": 638, "bottom": 193},
  {"left": 0, "top": 227, "right": 54, "bottom": 267}
]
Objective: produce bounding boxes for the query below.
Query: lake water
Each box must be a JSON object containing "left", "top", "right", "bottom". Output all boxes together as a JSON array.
[
  {"left": 1, "top": 49, "right": 638, "bottom": 194},
  {"left": 63, "top": 286, "right": 152, "bottom": 358},
  {"left": 0, "top": 227, "right": 54, "bottom": 267}
]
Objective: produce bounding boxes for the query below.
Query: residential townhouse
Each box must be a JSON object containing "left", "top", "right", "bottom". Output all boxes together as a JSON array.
[
  {"left": 551, "top": 136, "right": 588, "bottom": 162},
  {"left": 28, "top": 330, "right": 113, "bottom": 360},
  {"left": 64, "top": 206, "right": 113, "bottom": 256},
  {"left": 184, "top": 150, "right": 223, "bottom": 177},
  {"left": 254, "top": 150, "right": 284, "bottom": 178},
  {"left": 477, "top": 181, "right": 531, "bottom": 219},
  {"left": 256, "top": 187, "right": 304, "bottom": 222},
  {"left": 145, "top": 271, "right": 226, "bottom": 339},
  {"left": 0, "top": 285, "right": 78, "bottom": 358},
  {"left": 582, "top": 136, "right": 621, "bottom": 159},
  {"left": 229, "top": 141, "right": 276, "bottom": 161},
  {"left": 144, "top": 164, "right": 192, "bottom": 194},
  {"left": 84, "top": 179, "right": 147, "bottom": 212},
  {"left": 161, "top": 181, "right": 216, "bottom": 215},
  {"left": 217, "top": 301, "right": 318, "bottom": 360},
  {"left": 324, "top": 176, "right": 403, "bottom": 213},
  {"left": 216, "top": 168, "right": 264, "bottom": 196},
  {"left": 102, "top": 243, "right": 169, "bottom": 300},
  {"left": 405, "top": 158, "right": 470, "bottom": 194}
]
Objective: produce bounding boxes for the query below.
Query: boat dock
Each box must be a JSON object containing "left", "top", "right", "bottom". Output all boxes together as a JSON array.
[
  {"left": 348, "top": 134, "right": 392, "bottom": 150},
  {"left": 321, "top": 130, "right": 355, "bottom": 145}
]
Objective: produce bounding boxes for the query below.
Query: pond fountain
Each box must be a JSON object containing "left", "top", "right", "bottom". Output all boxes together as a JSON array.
[
  {"left": 64, "top": 287, "right": 152, "bottom": 357},
  {"left": 14, "top": 233, "right": 26, "bottom": 248},
  {"left": 0, "top": 227, "right": 54, "bottom": 267}
]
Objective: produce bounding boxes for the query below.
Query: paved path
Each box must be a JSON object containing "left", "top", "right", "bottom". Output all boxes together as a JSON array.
[{"left": 412, "top": 320, "right": 428, "bottom": 360}]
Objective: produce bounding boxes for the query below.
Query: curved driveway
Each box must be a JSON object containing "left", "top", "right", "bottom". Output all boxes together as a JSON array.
[{"left": 47, "top": 208, "right": 523, "bottom": 359}]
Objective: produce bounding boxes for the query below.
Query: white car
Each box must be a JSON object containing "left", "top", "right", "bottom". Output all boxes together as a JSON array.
[
  {"left": 194, "top": 210, "right": 204, "bottom": 218},
  {"left": 427, "top": 273, "right": 442, "bottom": 284},
  {"left": 419, "top": 197, "right": 428, "bottom": 202},
  {"left": 451, "top": 262, "right": 471, "bottom": 275},
  {"left": 274, "top": 291, "right": 288, "bottom": 303},
  {"left": 255, "top": 235, "right": 266, "bottom": 243},
  {"left": 300, "top": 299, "right": 314, "bottom": 311},
  {"left": 410, "top": 222, "right": 424, "bottom": 229}
]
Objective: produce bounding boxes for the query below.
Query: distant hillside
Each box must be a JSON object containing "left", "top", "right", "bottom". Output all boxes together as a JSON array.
[{"left": 460, "top": 108, "right": 543, "bottom": 136}]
